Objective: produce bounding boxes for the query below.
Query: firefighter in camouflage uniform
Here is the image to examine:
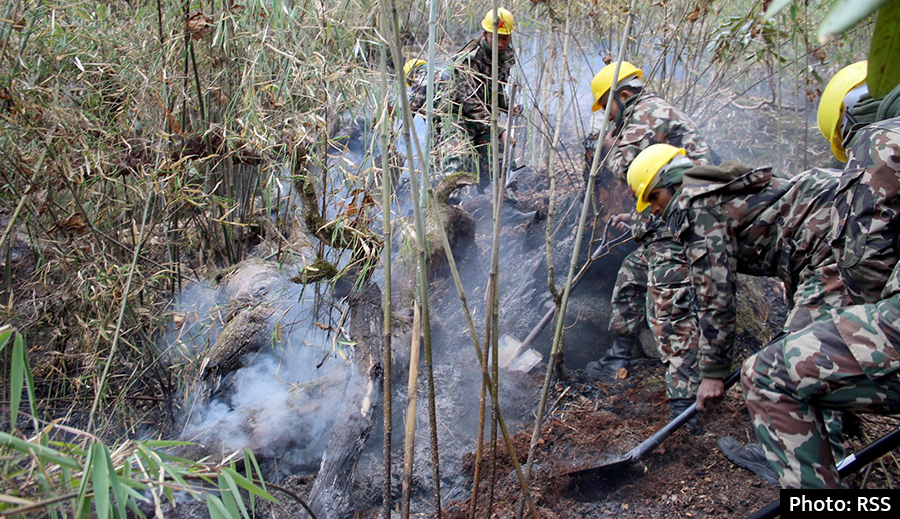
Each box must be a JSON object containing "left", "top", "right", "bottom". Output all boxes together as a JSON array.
[
  {"left": 628, "top": 144, "right": 851, "bottom": 484},
  {"left": 582, "top": 61, "right": 709, "bottom": 432},
  {"left": 435, "top": 7, "right": 515, "bottom": 192},
  {"left": 740, "top": 62, "right": 900, "bottom": 488},
  {"left": 404, "top": 58, "right": 430, "bottom": 115}
]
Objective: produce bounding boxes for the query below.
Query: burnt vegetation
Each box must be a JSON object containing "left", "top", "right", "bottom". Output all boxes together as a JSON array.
[{"left": 0, "top": 1, "right": 898, "bottom": 518}]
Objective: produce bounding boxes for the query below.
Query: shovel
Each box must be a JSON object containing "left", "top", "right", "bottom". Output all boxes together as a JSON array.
[
  {"left": 563, "top": 369, "right": 741, "bottom": 484},
  {"left": 498, "top": 221, "right": 629, "bottom": 372}
]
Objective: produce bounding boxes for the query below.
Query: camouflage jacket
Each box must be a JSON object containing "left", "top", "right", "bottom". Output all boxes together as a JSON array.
[
  {"left": 440, "top": 37, "right": 515, "bottom": 140},
  {"left": 666, "top": 165, "right": 844, "bottom": 378},
  {"left": 606, "top": 94, "right": 712, "bottom": 181},
  {"left": 831, "top": 116, "right": 900, "bottom": 300},
  {"left": 583, "top": 94, "right": 712, "bottom": 240},
  {"left": 409, "top": 66, "right": 451, "bottom": 116}
]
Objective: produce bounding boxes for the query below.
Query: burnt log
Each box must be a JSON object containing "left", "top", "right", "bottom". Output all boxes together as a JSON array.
[{"left": 308, "top": 281, "right": 383, "bottom": 518}]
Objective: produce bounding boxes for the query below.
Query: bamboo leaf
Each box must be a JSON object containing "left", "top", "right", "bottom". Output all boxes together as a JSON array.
[
  {"left": 0, "top": 493, "right": 36, "bottom": 505},
  {"left": 126, "top": 495, "right": 147, "bottom": 519},
  {"left": 92, "top": 443, "right": 110, "bottom": 519},
  {"left": 141, "top": 440, "right": 196, "bottom": 448},
  {"left": 10, "top": 334, "right": 25, "bottom": 430},
  {"left": 218, "top": 475, "right": 241, "bottom": 518},
  {"left": 22, "top": 336, "right": 38, "bottom": 429},
  {"left": 206, "top": 494, "right": 231, "bottom": 519},
  {"left": 220, "top": 470, "right": 250, "bottom": 519},
  {"left": 119, "top": 476, "right": 150, "bottom": 491},
  {"left": 0, "top": 325, "right": 12, "bottom": 353},
  {"left": 135, "top": 441, "right": 199, "bottom": 465},
  {"left": 869, "top": 0, "right": 900, "bottom": 98},
  {"left": 819, "top": 0, "right": 891, "bottom": 41},
  {"left": 75, "top": 443, "right": 95, "bottom": 519},
  {"left": 105, "top": 444, "right": 127, "bottom": 519},
  {"left": 157, "top": 458, "right": 190, "bottom": 488},
  {"left": 763, "top": 0, "right": 795, "bottom": 19},
  {"left": 0, "top": 432, "right": 82, "bottom": 470},
  {"left": 222, "top": 466, "right": 278, "bottom": 502}
]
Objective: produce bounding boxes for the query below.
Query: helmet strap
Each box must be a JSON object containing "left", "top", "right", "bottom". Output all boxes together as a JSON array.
[
  {"left": 613, "top": 94, "right": 627, "bottom": 133},
  {"left": 613, "top": 86, "right": 643, "bottom": 133}
]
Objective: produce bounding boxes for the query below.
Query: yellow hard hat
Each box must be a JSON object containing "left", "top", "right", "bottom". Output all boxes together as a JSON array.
[
  {"left": 591, "top": 61, "right": 642, "bottom": 112},
  {"left": 817, "top": 61, "right": 867, "bottom": 162},
  {"left": 403, "top": 59, "right": 427, "bottom": 87},
  {"left": 628, "top": 144, "right": 686, "bottom": 212},
  {"left": 481, "top": 7, "right": 514, "bottom": 35}
]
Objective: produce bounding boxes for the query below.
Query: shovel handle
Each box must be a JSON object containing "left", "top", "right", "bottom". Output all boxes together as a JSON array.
[
  {"left": 745, "top": 426, "right": 900, "bottom": 519},
  {"left": 627, "top": 369, "right": 741, "bottom": 460},
  {"left": 515, "top": 228, "right": 632, "bottom": 352}
]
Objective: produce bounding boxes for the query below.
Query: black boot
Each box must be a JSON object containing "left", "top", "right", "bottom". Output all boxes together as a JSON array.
[
  {"left": 585, "top": 334, "right": 635, "bottom": 380},
  {"left": 668, "top": 398, "right": 702, "bottom": 435},
  {"left": 717, "top": 436, "right": 779, "bottom": 485}
]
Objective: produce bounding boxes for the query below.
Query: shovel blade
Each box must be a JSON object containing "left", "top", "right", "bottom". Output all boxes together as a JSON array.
[
  {"left": 498, "top": 333, "right": 543, "bottom": 373},
  {"left": 498, "top": 333, "right": 524, "bottom": 369},
  {"left": 561, "top": 453, "right": 641, "bottom": 500}
]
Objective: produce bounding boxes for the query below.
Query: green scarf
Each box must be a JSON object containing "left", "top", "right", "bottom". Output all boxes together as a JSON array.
[
  {"left": 848, "top": 94, "right": 880, "bottom": 127},
  {"left": 847, "top": 83, "right": 900, "bottom": 127},
  {"left": 876, "top": 82, "right": 900, "bottom": 122}
]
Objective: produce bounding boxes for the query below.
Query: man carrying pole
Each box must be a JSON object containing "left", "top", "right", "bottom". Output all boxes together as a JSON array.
[
  {"left": 583, "top": 61, "right": 710, "bottom": 434},
  {"left": 437, "top": 7, "right": 516, "bottom": 193}
]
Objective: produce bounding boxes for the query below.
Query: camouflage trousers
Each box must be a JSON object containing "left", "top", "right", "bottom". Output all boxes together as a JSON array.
[
  {"left": 437, "top": 122, "right": 502, "bottom": 193},
  {"left": 742, "top": 300, "right": 900, "bottom": 488},
  {"left": 608, "top": 244, "right": 650, "bottom": 338},
  {"left": 782, "top": 250, "right": 848, "bottom": 333},
  {"left": 830, "top": 167, "right": 900, "bottom": 304},
  {"left": 647, "top": 236, "right": 701, "bottom": 400},
  {"left": 609, "top": 234, "right": 700, "bottom": 400}
]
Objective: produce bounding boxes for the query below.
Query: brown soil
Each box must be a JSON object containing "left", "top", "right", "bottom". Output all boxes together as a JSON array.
[{"left": 444, "top": 361, "right": 780, "bottom": 519}]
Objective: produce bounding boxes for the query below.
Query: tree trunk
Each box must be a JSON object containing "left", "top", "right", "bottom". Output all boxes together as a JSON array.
[{"left": 308, "top": 282, "right": 383, "bottom": 518}]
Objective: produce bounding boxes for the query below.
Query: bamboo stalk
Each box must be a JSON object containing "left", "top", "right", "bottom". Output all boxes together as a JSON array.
[
  {"left": 777, "top": 10, "right": 783, "bottom": 174},
  {"left": 400, "top": 304, "right": 421, "bottom": 519},
  {"left": 470, "top": 330, "right": 488, "bottom": 518},
  {"left": 375, "top": 7, "right": 537, "bottom": 516},
  {"left": 379, "top": 44, "right": 394, "bottom": 519},
  {"left": 520, "top": 0, "right": 638, "bottom": 515},
  {"left": 803, "top": 0, "right": 810, "bottom": 171},
  {"left": 518, "top": 12, "right": 572, "bottom": 519},
  {"left": 88, "top": 190, "right": 154, "bottom": 431},
  {"left": 793, "top": 14, "right": 800, "bottom": 175},
  {"left": 485, "top": 4, "right": 502, "bottom": 514},
  {"left": 423, "top": 0, "right": 439, "bottom": 204},
  {"left": 382, "top": 1, "right": 442, "bottom": 515}
]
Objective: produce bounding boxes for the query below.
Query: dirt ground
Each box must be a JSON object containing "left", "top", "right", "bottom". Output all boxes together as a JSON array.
[{"left": 436, "top": 360, "right": 780, "bottom": 519}]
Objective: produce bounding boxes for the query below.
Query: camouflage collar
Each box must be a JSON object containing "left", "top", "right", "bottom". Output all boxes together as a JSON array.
[
  {"left": 477, "top": 36, "right": 515, "bottom": 61},
  {"left": 669, "top": 164, "right": 772, "bottom": 214}
]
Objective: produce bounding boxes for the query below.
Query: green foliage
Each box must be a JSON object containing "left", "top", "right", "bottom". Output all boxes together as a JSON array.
[
  {"left": 0, "top": 330, "right": 278, "bottom": 517},
  {"left": 819, "top": 0, "right": 891, "bottom": 40},
  {"left": 764, "top": 0, "right": 889, "bottom": 39},
  {"left": 869, "top": 0, "right": 900, "bottom": 98},
  {"left": 763, "top": 0, "right": 899, "bottom": 99}
]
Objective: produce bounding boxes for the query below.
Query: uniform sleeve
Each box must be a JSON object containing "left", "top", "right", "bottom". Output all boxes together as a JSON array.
[
  {"left": 670, "top": 116, "right": 712, "bottom": 166},
  {"left": 605, "top": 103, "right": 665, "bottom": 181},
  {"left": 452, "top": 62, "right": 492, "bottom": 137},
  {"left": 681, "top": 207, "right": 738, "bottom": 379},
  {"left": 606, "top": 128, "right": 649, "bottom": 183}
]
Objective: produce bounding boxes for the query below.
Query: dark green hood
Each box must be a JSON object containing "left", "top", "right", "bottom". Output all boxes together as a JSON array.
[{"left": 661, "top": 161, "right": 758, "bottom": 220}]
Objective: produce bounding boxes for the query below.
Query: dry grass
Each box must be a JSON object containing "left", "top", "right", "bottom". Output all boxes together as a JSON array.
[{"left": 0, "top": 0, "right": 892, "bottom": 515}]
